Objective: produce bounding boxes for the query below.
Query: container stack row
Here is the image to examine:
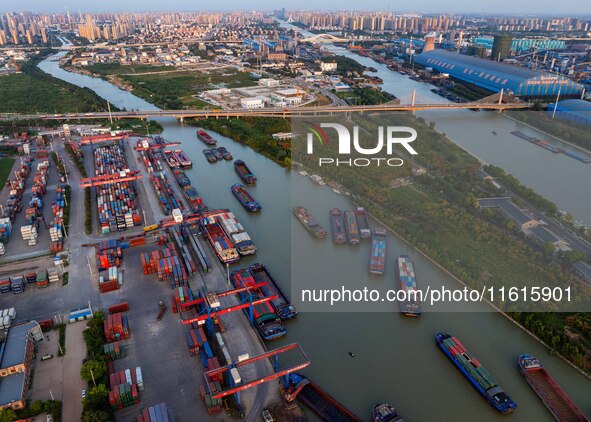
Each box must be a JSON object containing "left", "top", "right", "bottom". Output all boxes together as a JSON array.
[
  {"left": 103, "top": 341, "right": 126, "bottom": 360},
  {"left": 104, "top": 312, "right": 130, "bottom": 343},
  {"left": 94, "top": 144, "right": 142, "bottom": 233},
  {"left": 1, "top": 158, "right": 34, "bottom": 253},
  {"left": 137, "top": 403, "right": 173, "bottom": 422},
  {"left": 49, "top": 184, "right": 67, "bottom": 253}
]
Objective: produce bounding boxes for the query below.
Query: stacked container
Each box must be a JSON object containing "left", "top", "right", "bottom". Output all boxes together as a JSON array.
[
  {"left": 2, "top": 158, "right": 33, "bottom": 230},
  {"left": 49, "top": 184, "right": 67, "bottom": 253},
  {"left": 47, "top": 267, "right": 59, "bottom": 283},
  {"left": 96, "top": 240, "right": 123, "bottom": 271},
  {"left": 99, "top": 266, "right": 121, "bottom": 293},
  {"left": 137, "top": 403, "right": 172, "bottom": 422},
  {"left": 94, "top": 144, "right": 141, "bottom": 233},
  {"left": 103, "top": 342, "right": 126, "bottom": 360},
  {"left": 104, "top": 312, "right": 130, "bottom": 342},
  {"left": 36, "top": 270, "right": 49, "bottom": 288},
  {"left": 11, "top": 276, "right": 25, "bottom": 294},
  {"left": 20, "top": 225, "right": 38, "bottom": 245}
]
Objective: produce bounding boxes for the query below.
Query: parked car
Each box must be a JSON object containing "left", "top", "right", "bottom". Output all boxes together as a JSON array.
[{"left": 41, "top": 354, "right": 53, "bottom": 361}]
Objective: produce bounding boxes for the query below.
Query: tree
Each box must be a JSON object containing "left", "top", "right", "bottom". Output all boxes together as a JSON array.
[
  {"left": 84, "top": 384, "right": 110, "bottom": 411},
  {"left": 81, "top": 409, "right": 112, "bottom": 422},
  {"left": 81, "top": 359, "right": 107, "bottom": 384},
  {"left": 0, "top": 409, "right": 16, "bottom": 422},
  {"left": 30, "top": 399, "right": 44, "bottom": 415}
]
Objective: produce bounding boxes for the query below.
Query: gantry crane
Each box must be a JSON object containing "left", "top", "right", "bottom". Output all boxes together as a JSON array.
[{"left": 79, "top": 170, "right": 142, "bottom": 188}]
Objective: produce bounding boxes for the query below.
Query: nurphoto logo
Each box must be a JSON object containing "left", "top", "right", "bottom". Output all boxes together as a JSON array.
[{"left": 306, "top": 122, "right": 418, "bottom": 167}]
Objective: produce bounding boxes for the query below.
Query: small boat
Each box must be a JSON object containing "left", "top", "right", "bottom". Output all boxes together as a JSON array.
[
  {"left": 234, "top": 160, "right": 257, "bottom": 184},
  {"left": 216, "top": 146, "right": 232, "bottom": 160},
  {"left": 197, "top": 129, "right": 217, "bottom": 145},
  {"left": 231, "top": 183, "right": 262, "bottom": 212},
  {"left": 202, "top": 149, "right": 216, "bottom": 163},
  {"left": 211, "top": 148, "right": 223, "bottom": 161},
  {"left": 492, "top": 131, "right": 497, "bottom": 135},
  {"left": 518, "top": 354, "right": 589, "bottom": 422},
  {"left": 373, "top": 403, "right": 404, "bottom": 422}
]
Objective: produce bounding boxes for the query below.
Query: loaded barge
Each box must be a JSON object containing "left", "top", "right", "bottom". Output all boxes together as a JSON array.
[
  {"left": 512, "top": 131, "right": 591, "bottom": 163},
  {"left": 436, "top": 333, "right": 517, "bottom": 414},
  {"left": 355, "top": 207, "right": 371, "bottom": 239},
  {"left": 201, "top": 215, "right": 240, "bottom": 264},
  {"left": 163, "top": 150, "right": 180, "bottom": 168},
  {"left": 215, "top": 211, "right": 257, "bottom": 256},
  {"left": 285, "top": 373, "right": 362, "bottom": 422},
  {"left": 230, "top": 268, "right": 286, "bottom": 340},
  {"left": 173, "top": 149, "right": 192, "bottom": 167},
  {"left": 344, "top": 210, "right": 360, "bottom": 245},
  {"left": 396, "top": 255, "right": 421, "bottom": 316},
  {"left": 369, "top": 228, "right": 387, "bottom": 275},
  {"left": 294, "top": 206, "right": 326, "bottom": 238},
  {"left": 234, "top": 160, "right": 257, "bottom": 184},
  {"left": 329, "top": 208, "right": 347, "bottom": 244},
  {"left": 171, "top": 169, "right": 205, "bottom": 213},
  {"left": 231, "top": 183, "right": 261, "bottom": 212},
  {"left": 202, "top": 149, "right": 216, "bottom": 163},
  {"left": 197, "top": 129, "right": 217, "bottom": 146},
  {"left": 249, "top": 263, "right": 297, "bottom": 320},
  {"left": 518, "top": 354, "right": 589, "bottom": 422}
]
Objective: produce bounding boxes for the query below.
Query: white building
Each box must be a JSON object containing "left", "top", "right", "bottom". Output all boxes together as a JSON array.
[
  {"left": 258, "top": 78, "right": 280, "bottom": 87},
  {"left": 240, "top": 97, "right": 265, "bottom": 109},
  {"left": 320, "top": 62, "right": 338, "bottom": 72}
]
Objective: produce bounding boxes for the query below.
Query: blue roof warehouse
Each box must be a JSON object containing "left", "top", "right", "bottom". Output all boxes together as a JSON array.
[
  {"left": 414, "top": 49, "right": 585, "bottom": 98},
  {"left": 549, "top": 99, "right": 591, "bottom": 128}
]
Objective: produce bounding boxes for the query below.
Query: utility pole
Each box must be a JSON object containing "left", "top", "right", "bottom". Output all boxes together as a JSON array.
[
  {"left": 107, "top": 101, "right": 113, "bottom": 124},
  {"left": 552, "top": 88, "right": 561, "bottom": 119}
]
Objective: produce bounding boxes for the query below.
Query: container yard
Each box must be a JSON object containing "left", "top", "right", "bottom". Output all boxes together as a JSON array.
[{"left": 93, "top": 143, "right": 142, "bottom": 233}]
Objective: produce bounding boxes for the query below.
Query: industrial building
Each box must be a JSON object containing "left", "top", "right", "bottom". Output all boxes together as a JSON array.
[
  {"left": 549, "top": 99, "right": 591, "bottom": 128},
  {"left": 0, "top": 322, "right": 42, "bottom": 410},
  {"left": 491, "top": 33, "right": 513, "bottom": 61},
  {"left": 415, "top": 49, "right": 585, "bottom": 97}
]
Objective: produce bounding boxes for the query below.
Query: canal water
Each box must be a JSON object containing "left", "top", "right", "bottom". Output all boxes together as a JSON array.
[{"left": 38, "top": 48, "right": 590, "bottom": 420}]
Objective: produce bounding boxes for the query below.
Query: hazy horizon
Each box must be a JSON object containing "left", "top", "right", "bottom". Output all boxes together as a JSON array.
[{"left": 2, "top": 1, "right": 591, "bottom": 15}]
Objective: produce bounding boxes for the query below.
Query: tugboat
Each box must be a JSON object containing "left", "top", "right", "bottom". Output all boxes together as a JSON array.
[{"left": 373, "top": 403, "right": 404, "bottom": 422}]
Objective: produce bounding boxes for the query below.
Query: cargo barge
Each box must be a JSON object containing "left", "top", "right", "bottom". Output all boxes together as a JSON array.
[
  {"left": 172, "top": 149, "right": 192, "bottom": 168},
  {"left": 436, "top": 333, "right": 517, "bottom": 414},
  {"left": 511, "top": 131, "right": 591, "bottom": 163},
  {"left": 294, "top": 206, "right": 326, "bottom": 238},
  {"left": 197, "top": 129, "right": 217, "bottom": 146},
  {"left": 231, "top": 183, "right": 261, "bottom": 212},
  {"left": 202, "top": 216, "right": 240, "bottom": 264},
  {"left": 211, "top": 148, "right": 223, "bottom": 161},
  {"left": 171, "top": 169, "right": 205, "bottom": 213},
  {"left": 517, "top": 354, "right": 589, "bottom": 422},
  {"left": 203, "top": 149, "right": 216, "bottom": 163},
  {"left": 355, "top": 207, "right": 371, "bottom": 239},
  {"left": 230, "top": 268, "right": 286, "bottom": 340},
  {"left": 396, "top": 256, "right": 421, "bottom": 316},
  {"left": 285, "top": 373, "right": 362, "bottom": 422},
  {"left": 163, "top": 150, "right": 180, "bottom": 168},
  {"left": 234, "top": 160, "right": 257, "bottom": 184},
  {"left": 216, "top": 146, "right": 232, "bottom": 160},
  {"left": 369, "top": 228, "right": 387, "bottom": 275},
  {"left": 249, "top": 263, "right": 297, "bottom": 320},
  {"left": 344, "top": 210, "right": 360, "bottom": 245},
  {"left": 329, "top": 208, "right": 347, "bottom": 244},
  {"left": 215, "top": 211, "right": 257, "bottom": 256},
  {"left": 373, "top": 403, "right": 404, "bottom": 422}
]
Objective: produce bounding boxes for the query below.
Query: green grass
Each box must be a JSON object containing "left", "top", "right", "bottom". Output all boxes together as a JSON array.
[
  {"left": 0, "top": 72, "right": 107, "bottom": 114},
  {"left": 86, "top": 62, "right": 179, "bottom": 76},
  {"left": 0, "top": 158, "right": 15, "bottom": 188},
  {"left": 117, "top": 69, "right": 257, "bottom": 109}
]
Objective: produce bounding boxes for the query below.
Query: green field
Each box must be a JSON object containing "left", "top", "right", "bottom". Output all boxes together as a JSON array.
[
  {"left": 0, "top": 158, "right": 15, "bottom": 188},
  {"left": 85, "top": 65, "right": 258, "bottom": 109},
  {"left": 0, "top": 72, "right": 107, "bottom": 114}
]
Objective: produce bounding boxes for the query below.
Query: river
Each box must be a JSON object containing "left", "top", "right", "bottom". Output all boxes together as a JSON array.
[{"left": 37, "top": 43, "right": 590, "bottom": 421}]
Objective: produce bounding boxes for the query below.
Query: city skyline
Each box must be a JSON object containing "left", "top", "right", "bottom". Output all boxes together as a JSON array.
[{"left": 2, "top": 0, "right": 591, "bottom": 15}]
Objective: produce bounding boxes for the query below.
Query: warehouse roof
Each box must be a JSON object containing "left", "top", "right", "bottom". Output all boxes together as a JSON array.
[
  {"left": 555, "top": 99, "right": 591, "bottom": 111},
  {"left": 0, "top": 322, "right": 36, "bottom": 370},
  {"left": 415, "top": 49, "right": 583, "bottom": 95},
  {"left": 497, "top": 201, "right": 535, "bottom": 225},
  {"left": 0, "top": 372, "right": 25, "bottom": 406},
  {"left": 530, "top": 226, "right": 561, "bottom": 244}
]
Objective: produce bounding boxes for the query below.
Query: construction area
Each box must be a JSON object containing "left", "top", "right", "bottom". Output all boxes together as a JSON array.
[{"left": 0, "top": 128, "right": 309, "bottom": 421}]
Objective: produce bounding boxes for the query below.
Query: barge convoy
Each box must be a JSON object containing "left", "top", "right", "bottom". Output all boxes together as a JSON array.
[
  {"left": 396, "top": 256, "right": 421, "bottom": 316},
  {"left": 201, "top": 215, "right": 240, "bottom": 264},
  {"left": 231, "top": 183, "right": 261, "bottom": 212},
  {"left": 511, "top": 131, "right": 591, "bottom": 163},
  {"left": 436, "top": 333, "right": 517, "bottom": 415},
  {"left": 197, "top": 129, "right": 217, "bottom": 146},
  {"left": 230, "top": 268, "right": 286, "bottom": 341},
  {"left": 517, "top": 354, "right": 589, "bottom": 422},
  {"left": 249, "top": 263, "right": 297, "bottom": 320},
  {"left": 234, "top": 160, "right": 257, "bottom": 184},
  {"left": 285, "top": 373, "right": 362, "bottom": 422},
  {"left": 163, "top": 149, "right": 192, "bottom": 168},
  {"left": 171, "top": 169, "right": 205, "bottom": 213},
  {"left": 294, "top": 206, "right": 327, "bottom": 238},
  {"left": 329, "top": 208, "right": 347, "bottom": 244},
  {"left": 369, "top": 228, "right": 387, "bottom": 275},
  {"left": 202, "top": 149, "right": 216, "bottom": 163},
  {"left": 344, "top": 210, "right": 360, "bottom": 245}
]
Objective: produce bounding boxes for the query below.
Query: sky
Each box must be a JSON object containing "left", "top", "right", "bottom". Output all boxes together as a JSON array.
[{"left": 2, "top": 1, "right": 591, "bottom": 15}]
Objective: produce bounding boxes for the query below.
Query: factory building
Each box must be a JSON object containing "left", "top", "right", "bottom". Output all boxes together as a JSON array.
[
  {"left": 491, "top": 33, "right": 513, "bottom": 61},
  {"left": 415, "top": 49, "right": 585, "bottom": 97},
  {"left": 549, "top": 99, "right": 591, "bottom": 128}
]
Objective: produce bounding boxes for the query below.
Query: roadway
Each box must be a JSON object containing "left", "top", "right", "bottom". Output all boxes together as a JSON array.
[{"left": 0, "top": 101, "right": 532, "bottom": 121}]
